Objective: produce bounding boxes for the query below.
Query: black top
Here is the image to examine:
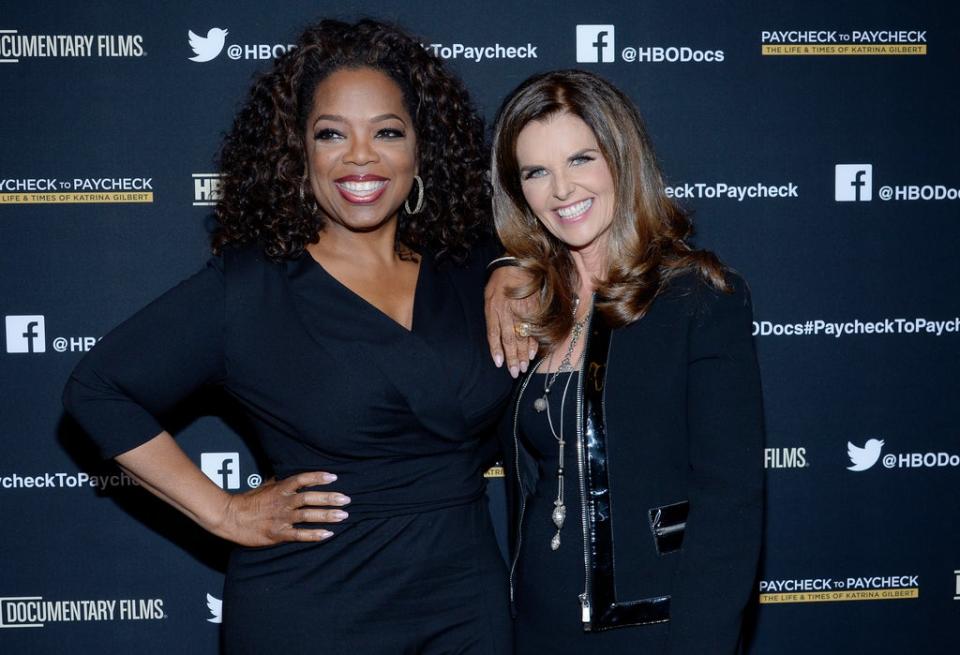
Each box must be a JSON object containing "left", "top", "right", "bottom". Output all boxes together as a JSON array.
[
  {"left": 515, "top": 371, "right": 661, "bottom": 653},
  {"left": 63, "top": 244, "right": 517, "bottom": 653},
  {"left": 502, "top": 272, "right": 764, "bottom": 655},
  {"left": 63, "top": 244, "right": 513, "bottom": 518}
]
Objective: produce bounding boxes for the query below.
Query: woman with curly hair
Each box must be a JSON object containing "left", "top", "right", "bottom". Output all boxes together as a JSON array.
[
  {"left": 63, "top": 19, "right": 513, "bottom": 654},
  {"left": 492, "top": 70, "right": 764, "bottom": 654}
]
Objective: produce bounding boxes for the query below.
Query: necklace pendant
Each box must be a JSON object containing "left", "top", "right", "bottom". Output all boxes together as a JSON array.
[
  {"left": 551, "top": 502, "right": 566, "bottom": 529},
  {"left": 550, "top": 532, "right": 561, "bottom": 551},
  {"left": 533, "top": 396, "right": 548, "bottom": 413}
]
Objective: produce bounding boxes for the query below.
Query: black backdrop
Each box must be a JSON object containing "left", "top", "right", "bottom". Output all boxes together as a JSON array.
[{"left": 2, "top": 1, "right": 958, "bottom": 652}]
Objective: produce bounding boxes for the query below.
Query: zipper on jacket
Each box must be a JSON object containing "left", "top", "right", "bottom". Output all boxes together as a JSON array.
[
  {"left": 575, "top": 301, "right": 596, "bottom": 628},
  {"left": 579, "top": 592, "right": 591, "bottom": 623},
  {"left": 509, "top": 361, "right": 541, "bottom": 604}
]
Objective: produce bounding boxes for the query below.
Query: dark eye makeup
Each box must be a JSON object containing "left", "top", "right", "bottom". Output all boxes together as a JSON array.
[{"left": 314, "top": 128, "right": 343, "bottom": 140}]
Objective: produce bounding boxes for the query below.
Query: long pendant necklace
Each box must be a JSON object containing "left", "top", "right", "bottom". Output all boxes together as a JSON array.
[
  {"left": 546, "top": 368, "right": 577, "bottom": 550},
  {"left": 532, "top": 295, "right": 588, "bottom": 551}
]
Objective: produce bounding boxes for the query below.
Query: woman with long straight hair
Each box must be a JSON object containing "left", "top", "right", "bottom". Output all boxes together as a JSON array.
[{"left": 491, "top": 69, "right": 764, "bottom": 654}]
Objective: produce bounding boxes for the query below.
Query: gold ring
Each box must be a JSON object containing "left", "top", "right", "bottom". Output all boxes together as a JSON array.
[{"left": 515, "top": 322, "right": 531, "bottom": 338}]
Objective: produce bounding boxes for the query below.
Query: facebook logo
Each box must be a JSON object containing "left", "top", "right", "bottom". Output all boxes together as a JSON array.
[
  {"left": 835, "top": 164, "right": 873, "bottom": 201},
  {"left": 576, "top": 25, "right": 615, "bottom": 63},
  {"left": 200, "top": 452, "right": 240, "bottom": 490},
  {"left": 5, "top": 315, "right": 46, "bottom": 353}
]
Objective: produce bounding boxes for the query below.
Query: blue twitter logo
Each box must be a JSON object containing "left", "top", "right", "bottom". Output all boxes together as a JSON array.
[
  {"left": 847, "top": 439, "right": 884, "bottom": 471},
  {"left": 188, "top": 28, "right": 228, "bottom": 62}
]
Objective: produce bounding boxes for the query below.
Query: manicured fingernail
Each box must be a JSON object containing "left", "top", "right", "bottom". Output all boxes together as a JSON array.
[
  {"left": 322, "top": 473, "right": 337, "bottom": 482},
  {"left": 332, "top": 510, "right": 349, "bottom": 520},
  {"left": 494, "top": 353, "right": 503, "bottom": 368},
  {"left": 319, "top": 530, "right": 333, "bottom": 539},
  {"left": 519, "top": 360, "right": 528, "bottom": 373},
  {"left": 509, "top": 365, "right": 519, "bottom": 378},
  {"left": 335, "top": 495, "right": 351, "bottom": 505},
  {"left": 530, "top": 347, "right": 538, "bottom": 359}
]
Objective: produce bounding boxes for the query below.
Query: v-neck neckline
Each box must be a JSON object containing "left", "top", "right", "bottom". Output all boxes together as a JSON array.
[
  {"left": 285, "top": 248, "right": 472, "bottom": 440},
  {"left": 301, "top": 248, "right": 426, "bottom": 334}
]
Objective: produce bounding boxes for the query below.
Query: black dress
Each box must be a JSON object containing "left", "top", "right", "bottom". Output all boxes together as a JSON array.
[
  {"left": 63, "top": 245, "right": 514, "bottom": 654},
  {"left": 513, "top": 370, "right": 668, "bottom": 653}
]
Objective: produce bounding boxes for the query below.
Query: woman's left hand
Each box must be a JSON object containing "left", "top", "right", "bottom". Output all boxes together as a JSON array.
[
  {"left": 484, "top": 266, "right": 538, "bottom": 378},
  {"left": 215, "top": 472, "right": 350, "bottom": 547}
]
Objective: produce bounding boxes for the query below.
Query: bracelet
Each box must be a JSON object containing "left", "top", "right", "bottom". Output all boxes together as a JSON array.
[
  {"left": 486, "top": 256, "right": 519, "bottom": 271},
  {"left": 485, "top": 256, "right": 520, "bottom": 284}
]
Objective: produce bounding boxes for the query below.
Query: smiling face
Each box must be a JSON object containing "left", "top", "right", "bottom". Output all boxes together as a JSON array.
[
  {"left": 304, "top": 67, "right": 417, "bottom": 234},
  {"left": 515, "top": 112, "right": 616, "bottom": 256}
]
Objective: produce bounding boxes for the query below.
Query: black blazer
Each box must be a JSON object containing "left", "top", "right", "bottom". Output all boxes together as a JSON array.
[{"left": 502, "top": 271, "right": 764, "bottom": 654}]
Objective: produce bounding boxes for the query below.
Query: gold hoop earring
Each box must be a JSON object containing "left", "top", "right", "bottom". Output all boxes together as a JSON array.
[{"left": 404, "top": 175, "right": 425, "bottom": 215}]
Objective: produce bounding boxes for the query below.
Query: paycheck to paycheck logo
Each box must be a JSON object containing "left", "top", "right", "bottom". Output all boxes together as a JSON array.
[{"left": 0, "top": 176, "right": 154, "bottom": 204}]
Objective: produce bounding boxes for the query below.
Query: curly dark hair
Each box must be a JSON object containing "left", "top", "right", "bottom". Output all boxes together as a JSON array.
[{"left": 212, "top": 19, "right": 490, "bottom": 263}]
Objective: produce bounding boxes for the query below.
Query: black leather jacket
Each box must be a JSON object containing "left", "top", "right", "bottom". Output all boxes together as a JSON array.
[{"left": 501, "top": 273, "right": 764, "bottom": 653}]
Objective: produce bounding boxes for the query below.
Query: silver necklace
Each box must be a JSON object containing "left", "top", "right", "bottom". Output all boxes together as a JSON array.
[
  {"left": 532, "top": 296, "right": 587, "bottom": 551},
  {"left": 533, "top": 296, "right": 584, "bottom": 414},
  {"left": 545, "top": 366, "right": 577, "bottom": 551}
]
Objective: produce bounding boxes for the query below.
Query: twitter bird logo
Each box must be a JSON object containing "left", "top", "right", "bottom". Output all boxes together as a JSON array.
[
  {"left": 206, "top": 593, "right": 222, "bottom": 623},
  {"left": 188, "top": 28, "right": 228, "bottom": 62},
  {"left": 847, "top": 438, "right": 884, "bottom": 471}
]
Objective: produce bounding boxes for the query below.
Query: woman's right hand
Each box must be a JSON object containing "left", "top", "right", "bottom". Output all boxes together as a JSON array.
[
  {"left": 484, "top": 264, "right": 539, "bottom": 378},
  {"left": 213, "top": 472, "right": 351, "bottom": 547}
]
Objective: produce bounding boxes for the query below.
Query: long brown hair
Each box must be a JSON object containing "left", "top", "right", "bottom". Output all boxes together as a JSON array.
[{"left": 491, "top": 69, "right": 728, "bottom": 347}]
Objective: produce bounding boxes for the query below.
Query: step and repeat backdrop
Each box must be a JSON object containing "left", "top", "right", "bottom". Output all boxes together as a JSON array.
[{"left": 2, "top": 1, "right": 958, "bottom": 652}]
